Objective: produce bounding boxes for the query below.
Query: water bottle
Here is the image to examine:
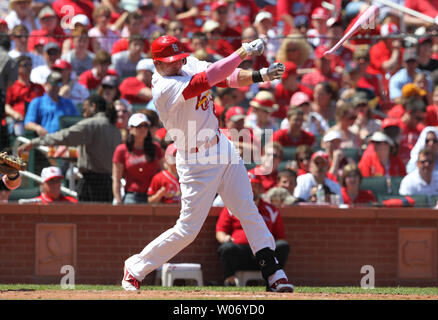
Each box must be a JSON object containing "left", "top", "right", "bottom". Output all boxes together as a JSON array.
[{"left": 316, "top": 184, "right": 325, "bottom": 204}]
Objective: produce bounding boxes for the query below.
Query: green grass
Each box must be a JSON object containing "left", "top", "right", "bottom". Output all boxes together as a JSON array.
[{"left": 1, "top": 284, "right": 438, "bottom": 296}]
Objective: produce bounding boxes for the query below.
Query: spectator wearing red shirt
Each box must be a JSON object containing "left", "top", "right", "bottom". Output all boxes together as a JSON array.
[
  {"left": 353, "top": 46, "right": 385, "bottom": 101},
  {"left": 248, "top": 142, "right": 284, "bottom": 193},
  {"left": 368, "top": 22, "right": 403, "bottom": 93},
  {"left": 404, "top": 0, "right": 438, "bottom": 27},
  {"left": 111, "top": 11, "right": 150, "bottom": 55},
  {"left": 320, "top": 20, "right": 354, "bottom": 74},
  {"left": 340, "top": 163, "right": 376, "bottom": 207},
  {"left": 271, "top": 107, "right": 315, "bottom": 148},
  {"left": 215, "top": 171, "right": 289, "bottom": 286},
  {"left": 147, "top": 143, "right": 181, "bottom": 204},
  {"left": 358, "top": 131, "right": 406, "bottom": 178},
  {"left": 5, "top": 55, "right": 44, "bottom": 136},
  {"left": 387, "top": 83, "right": 437, "bottom": 126},
  {"left": 301, "top": 46, "right": 341, "bottom": 90},
  {"left": 112, "top": 113, "right": 164, "bottom": 204},
  {"left": 229, "top": 0, "right": 260, "bottom": 33},
  {"left": 397, "top": 97, "right": 427, "bottom": 164},
  {"left": 78, "top": 50, "right": 118, "bottom": 90},
  {"left": 119, "top": 58, "right": 154, "bottom": 104},
  {"left": 33, "top": 166, "right": 78, "bottom": 204},
  {"left": 27, "top": 6, "right": 66, "bottom": 56},
  {"left": 53, "top": 0, "right": 94, "bottom": 24},
  {"left": 294, "top": 144, "right": 314, "bottom": 176},
  {"left": 276, "top": 0, "right": 322, "bottom": 35},
  {"left": 273, "top": 62, "right": 313, "bottom": 120},
  {"left": 210, "top": 1, "right": 242, "bottom": 58}
]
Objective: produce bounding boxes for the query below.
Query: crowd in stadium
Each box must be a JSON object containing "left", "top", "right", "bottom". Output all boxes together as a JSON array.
[{"left": 1, "top": 0, "right": 438, "bottom": 209}]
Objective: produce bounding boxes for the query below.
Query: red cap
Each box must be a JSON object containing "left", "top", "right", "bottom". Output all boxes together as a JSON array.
[
  {"left": 282, "top": 61, "right": 297, "bottom": 79},
  {"left": 290, "top": 91, "right": 311, "bottom": 107},
  {"left": 381, "top": 118, "right": 400, "bottom": 129},
  {"left": 211, "top": 1, "right": 228, "bottom": 11},
  {"left": 310, "top": 151, "right": 329, "bottom": 164},
  {"left": 311, "top": 7, "right": 330, "bottom": 20},
  {"left": 315, "top": 46, "right": 328, "bottom": 59},
  {"left": 248, "top": 171, "right": 262, "bottom": 184},
  {"left": 151, "top": 35, "right": 190, "bottom": 62},
  {"left": 0, "top": 19, "right": 7, "bottom": 26},
  {"left": 52, "top": 59, "right": 72, "bottom": 70},
  {"left": 225, "top": 106, "right": 246, "bottom": 122}
]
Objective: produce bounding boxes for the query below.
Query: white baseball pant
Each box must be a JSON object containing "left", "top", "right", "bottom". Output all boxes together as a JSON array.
[{"left": 124, "top": 135, "right": 276, "bottom": 281}]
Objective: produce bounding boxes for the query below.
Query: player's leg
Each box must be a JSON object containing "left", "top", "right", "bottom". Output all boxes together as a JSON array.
[
  {"left": 217, "top": 153, "right": 293, "bottom": 292},
  {"left": 123, "top": 162, "right": 224, "bottom": 289}
]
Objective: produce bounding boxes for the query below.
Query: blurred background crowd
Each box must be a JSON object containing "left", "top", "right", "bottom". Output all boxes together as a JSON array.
[{"left": 2, "top": 0, "right": 438, "bottom": 209}]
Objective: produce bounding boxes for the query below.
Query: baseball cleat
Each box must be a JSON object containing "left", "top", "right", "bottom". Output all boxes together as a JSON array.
[
  {"left": 268, "top": 278, "right": 294, "bottom": 293},
  {"left": 122, "top": 266, "right": 140, "bottom": 291}
]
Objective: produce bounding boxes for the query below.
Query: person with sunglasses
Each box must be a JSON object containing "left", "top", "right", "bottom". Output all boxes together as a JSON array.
[
  {"left": 112, "top": 113, "right": 164, "bottom": 204},
  {"left": 406, "top": 126, "right": 438, "bottom": 173},
  {"left": 399, "top": 148, "right": 438, "bottom": 202}
]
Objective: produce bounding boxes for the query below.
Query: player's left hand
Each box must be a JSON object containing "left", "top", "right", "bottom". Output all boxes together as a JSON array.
[
  {"left": 242, "top": 39, "right": 265, "bottom": 56},
  {"left": 260, "top": 62, "right": 285, "bottom": 82}
]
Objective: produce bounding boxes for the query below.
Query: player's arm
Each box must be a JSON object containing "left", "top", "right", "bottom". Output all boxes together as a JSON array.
[{"left": 182, "top": 39, "right": 266, "bottom": 100}]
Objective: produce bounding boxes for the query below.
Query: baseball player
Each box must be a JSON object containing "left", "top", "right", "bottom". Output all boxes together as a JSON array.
[{"left": 122, "top": 35, "right": 293, "bottom": 292}]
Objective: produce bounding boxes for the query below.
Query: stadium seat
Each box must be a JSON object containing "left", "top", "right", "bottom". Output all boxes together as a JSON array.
[
  {"left": 59, "top": 115, "right": 83, "bottom": 130},
  {"left": 283, "top": 147, "right": 297, "bottom": 161},
  {"left": 9, "top": 187, "right": 40, "bottom": 202},
  {"left": 342, "top": 147, "right": 360, "bottom": 162},
  {"left": 131, "top": 104, "right": 146, "bottom": 112},
  {"left": 277, "top": 161, "right": 289, "bottom": 172},
  {"left": 389, "top": 176, "right": 404, "bottom": 195},
  {"left": 360, "top": 177, "right": 390, "bottom": 198}
]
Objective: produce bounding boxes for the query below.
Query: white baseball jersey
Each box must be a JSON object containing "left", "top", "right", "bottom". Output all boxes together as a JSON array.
[{"left": 152, "top": 56, "right": 218, "bottom": 152}]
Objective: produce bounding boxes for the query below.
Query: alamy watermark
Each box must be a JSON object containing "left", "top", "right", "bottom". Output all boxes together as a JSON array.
[
  {"left": 60, "top": 265, "right": 75, "bottom": 290},
  {"left": 360, "top": 265, "right": 375, "bottom": 289}
]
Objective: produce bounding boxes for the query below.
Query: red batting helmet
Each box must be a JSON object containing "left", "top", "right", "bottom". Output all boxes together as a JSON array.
[{"left": 151, "top": 35, "right": 189, "bottom": 62}]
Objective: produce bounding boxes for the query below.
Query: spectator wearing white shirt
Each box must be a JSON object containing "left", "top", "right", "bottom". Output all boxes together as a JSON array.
[
  {"left": 5, "top": 0, "right": 39, "bottom": 33},
  {"left": 399, "top": 148, "right": 438, "bottom": 197},
  {"left": 30, "top": 42, "right": 61, "bottom": 85},
  {"left": 293, "top": 150, "right": 342, "bottom": 202},
  {"left": 9, "top": 25, "right": 45, "bottom": 69}
]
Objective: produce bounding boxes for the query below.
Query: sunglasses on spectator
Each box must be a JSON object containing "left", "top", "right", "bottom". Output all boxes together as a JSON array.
[
  {"left": 426, "top": 139, "right": 438, "bottom": 144},
  {"left": 287, "top": 47, "right": 299, "bottom": 52},
  {"left": 117, "top": 109, "right": 128, "bottom": 114},
  {"left": 419, "top": 159, "right": 433, "bottom": 165},
  {"left": 217, "top": 9, "right": 228, "bottom": 15},
  {"left": 171, "top": 27, "right": 184, "bottom": 32},
  {"left": 298, "top": 155, "right": 311, "bottom": 162},
  {"left": 19, "top": 62, "right": 32, "bottom": 68},
  {"left": 134, "top": 123, "right": 149, "bottom": 128}
]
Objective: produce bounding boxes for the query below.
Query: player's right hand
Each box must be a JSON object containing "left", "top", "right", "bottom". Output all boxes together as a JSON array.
[
  {"left": 242, "top": 39, "right": 265, "bottom": 56},
  {"left": 260, "top": 62, "right": 285, "bottom": 81}
]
